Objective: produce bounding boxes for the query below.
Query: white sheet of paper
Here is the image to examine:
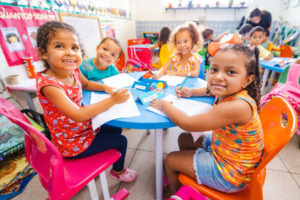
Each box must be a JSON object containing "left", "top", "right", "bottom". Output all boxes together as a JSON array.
[
  {"left": 147, "top": 94, "right": 213, "bottom": 142},
  {"left": 91, "top": 92, "right": 141, "bottom": 130},
  {"left": 159, "top": 75, "right": 185, "bottom": 86},
  {"left": 102, "top": 73, "right": 137, "bottom": 88},
  {"left": 148, "top": 94, "right": 213, "bottom": 117}
]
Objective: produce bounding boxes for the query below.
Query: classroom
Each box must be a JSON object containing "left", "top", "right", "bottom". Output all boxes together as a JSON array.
[{"left": 0, "top": 0, "right": 299, "bottom": 200}]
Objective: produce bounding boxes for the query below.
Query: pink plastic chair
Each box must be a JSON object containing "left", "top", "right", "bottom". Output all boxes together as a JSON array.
[{"left": 0, "top": 98, "right": 129, "bottom": 200}]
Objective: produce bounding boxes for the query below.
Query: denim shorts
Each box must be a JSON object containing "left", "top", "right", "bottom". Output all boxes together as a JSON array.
[{"left": 193, "top": 134, "right": 246, "bottom": 193}]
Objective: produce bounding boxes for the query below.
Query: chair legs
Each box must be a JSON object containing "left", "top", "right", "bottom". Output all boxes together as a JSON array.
[
  {"left": 87, "top": 179, "right": 99, "bottom": 200},
  {"left": 99, "top": 172, "right": 111, "bottom": 200}
]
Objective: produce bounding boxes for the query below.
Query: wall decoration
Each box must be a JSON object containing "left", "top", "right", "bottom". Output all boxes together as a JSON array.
[
  {"left": 101, "top": 21, "right": 116, "bottom": 38},
  {"left": 0, "top": 5, "right": 56, "bottom": 66}
]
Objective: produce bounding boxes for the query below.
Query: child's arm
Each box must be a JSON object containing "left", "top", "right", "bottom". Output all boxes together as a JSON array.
[
  {"left": 152, "top": 58, "right": 172, "bottom": 79},
  {"left": 151, "top": 98, "right": 252, "bottom": 132},
  {"left": 79, "top": 71, "right": 115, "bottom": 95},
  {"left": 213, "top": 32, "right": 229, "bottom": 42},
  {"left": 263, "top": 53, "right": 274, "bottom": 61},
  {"left": 167, "top": 60, "right": 200, "bottom": 77},
  {"left": 42, "top": 85, "right": 129, "bottom": 122}
]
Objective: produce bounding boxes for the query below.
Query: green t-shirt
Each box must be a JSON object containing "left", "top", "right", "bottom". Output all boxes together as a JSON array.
[{"left": 79, "top": 58, "right": 119, "bottom": 81}]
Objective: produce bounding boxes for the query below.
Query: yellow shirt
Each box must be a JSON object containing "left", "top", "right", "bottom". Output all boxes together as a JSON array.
[{"left": 257, "top": 45, "right": 271, "bottom": 59}]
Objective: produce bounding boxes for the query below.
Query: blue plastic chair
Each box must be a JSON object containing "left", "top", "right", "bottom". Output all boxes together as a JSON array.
[{"left": 199, "top": 56, "right": 205, "bottom": 79}]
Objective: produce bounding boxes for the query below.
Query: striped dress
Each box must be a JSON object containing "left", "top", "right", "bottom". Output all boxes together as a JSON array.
[{"left": 211, "top": 90, "right": 264, "bottom": 187}]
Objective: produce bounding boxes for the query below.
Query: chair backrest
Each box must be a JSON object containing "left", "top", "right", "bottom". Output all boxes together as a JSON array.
[
  {"left": 116, "top": 52, "right": 126, "bottom": 72},
  {"left": 159, "top": 44, "right": 172, "bottom": 68},
  {"left": 250, "top": 96, "right": 298, "bottom": 199},
  {"left": 128, "top": 38, "right": 150, "bottom": 46},
  {"left": 279, "top": 45, "right": 293, "bottom": 58},
  {"left": 198, "top": 56, "right": 205, "bottom": 79},
  {"left": 0, "top": 106, "right": 66, "bottom": 194}
]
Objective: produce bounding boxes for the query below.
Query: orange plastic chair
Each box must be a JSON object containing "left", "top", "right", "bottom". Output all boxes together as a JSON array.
[
  {"left": 0, "top": 98, "right": 129, "bottom": 200},
  {"left": 279, "top": 45, "right": 293, "bottom": 58},
  {"left": 207, "top": 33, "right": 243, "bottom": 56},
  {"left": 128, "top": 38, "right": 150, "bottom": 46},
  {"left": 178, "top": 96, "right": 298, "bottom": 200},
  {"left": 116, "top": 52, "right": 126, "bottom": 72}
]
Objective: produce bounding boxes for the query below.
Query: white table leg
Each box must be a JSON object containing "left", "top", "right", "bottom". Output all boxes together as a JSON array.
[
  {"left": 266, "top": 71, "right": 276, "bottom": 93},
  {"left": 155, "top": 129, "right": 163, "bottom": 200},
  {"left": 23, "top": 91, "right": 36, "bottom": 111},
  {"left": 261, "top": 69, "right": 270, "bottom": 95}
]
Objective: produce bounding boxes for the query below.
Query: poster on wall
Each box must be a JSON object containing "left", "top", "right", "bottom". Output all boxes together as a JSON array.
[
  {"left": 101, "top": 21, "right": 116, "bottom": 38},
  {"left": 0, "top": 5, "right": 56, "bottom": 66}
]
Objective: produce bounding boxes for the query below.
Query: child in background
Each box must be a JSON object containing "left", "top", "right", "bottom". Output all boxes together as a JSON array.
[
  {"left": 153, "top": 22, "right": 203, "bottom": 79},
  {"left": 36, "top": 21, "right": 137, "bottom": 182},
  {"left": 151, "top": 27, "right": 171, "bottom": 52},
  {"left": 239, "top": 24, "right": 253, "bottom": 42},
  {"left": 151, "top": 44, "right": 263, "bottom": 195},
  {"left": 202, "top": 28, "right": 229, "bottom": 66},
  {"left": 80, "top": 37, "right": 122, "bottom": 81},
  {"left": 249, "top": 26, "right": 273, "bottom": 60}
]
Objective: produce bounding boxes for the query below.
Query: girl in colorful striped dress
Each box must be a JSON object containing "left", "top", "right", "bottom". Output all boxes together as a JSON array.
[
  {"left": 153, "top": 22, "right": 203, "bottom": 79},
  {"left": 151, "top": 44, "right": 263, "bottom": 196}
]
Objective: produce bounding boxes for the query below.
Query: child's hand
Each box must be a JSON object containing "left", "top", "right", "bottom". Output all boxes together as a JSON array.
[
  {"left": 176, "top": 87, "right": 192, "bottom": 98},
  {"left": 105, "top": 87, "right": 118, "bottom": 95},
  {"left": 166, "top": 70, "right": 176, "bottom": 76},
  {"left": 152, "top": 73, "right": 161, "bottom": 80},
  {"left": 150, "top": 99, "right": 169, "bottom": 111},
  {"left": 110, "top": 88, "right": 130, "bottom": 104}
]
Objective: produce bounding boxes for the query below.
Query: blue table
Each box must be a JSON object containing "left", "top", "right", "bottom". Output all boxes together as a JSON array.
[
  {"left": 260, "top": 58, "right": 291, "bottom": 94},
  {"left": 83, "top": 72, "right": 214, "bottom": 200}
]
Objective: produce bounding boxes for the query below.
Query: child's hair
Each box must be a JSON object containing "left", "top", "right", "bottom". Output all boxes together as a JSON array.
[
  {"left": 218, "top": 44, "right": 261, "bottom": 109},
  {"left": 159, "top": 27, "right": 171, "bottom": 47},
  {"left": 249, "top": 26, "right": 265, "bottom": 37},
  {"left": 169, "top": 22, "right": 202, "bottom": 51},
  {"left": 37, "top": 21, "right": 78, "bottom": 69},
  {"left": 239, "top": 24, "right": 253, "bottom": 35},
  {"left": 99, "top": 37, "right": 123, "bottom": 58},
  {"left": 249, "top": 8, "right": 262, "bottom": 18},
  {"left": 202, "top": 28, "right": 214, "bottom": 41}
]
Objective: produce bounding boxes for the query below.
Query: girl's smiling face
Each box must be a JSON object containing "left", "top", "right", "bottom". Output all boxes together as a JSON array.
[
  {"left": 175, "top": 30, "right": 193, "bottom": 55},
  {"left": 41, "top": 29, "right": 82, "bottom": 73},
  {"left": 208, "top": 50, "right": 254, "bottom": 102}
]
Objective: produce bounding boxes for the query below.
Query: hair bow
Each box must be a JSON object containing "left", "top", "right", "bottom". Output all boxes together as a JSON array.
[{"left": 207, "top": 33, "right": 243, "bottom": 56}]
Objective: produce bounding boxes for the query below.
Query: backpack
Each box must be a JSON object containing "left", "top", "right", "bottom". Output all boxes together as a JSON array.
[{"left": 124, "top": 46, "right": 153, "bottom": 72}]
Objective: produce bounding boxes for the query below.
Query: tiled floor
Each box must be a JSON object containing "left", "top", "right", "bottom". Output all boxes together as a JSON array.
[
  {"left": 6, "top": 96, "right": 300, "bottom": 200},
  {"left": 13, "top": 127, "right": 300, "bottom": 200}
]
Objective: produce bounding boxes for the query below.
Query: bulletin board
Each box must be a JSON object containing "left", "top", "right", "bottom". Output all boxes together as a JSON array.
[
  {"left": 142, "top": 32, "right": 159, "bottom": 44},
  {"left": 58, "top": 13, "right": 103, "bottom": 58}
]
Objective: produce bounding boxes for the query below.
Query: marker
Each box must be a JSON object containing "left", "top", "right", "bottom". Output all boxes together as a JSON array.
[
  {"left": 141, "top": 62, "right": 154, "bottom": 75},
  {"left": 112, "top": 89, "right": 119, "bottom": 93},
  {"left": 178, "top": 72, "right": 191, "bottom": 91}
]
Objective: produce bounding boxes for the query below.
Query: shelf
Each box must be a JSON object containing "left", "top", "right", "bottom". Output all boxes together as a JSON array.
[{"left": 165, "top": 7, "right": 248, "bottom": 11}]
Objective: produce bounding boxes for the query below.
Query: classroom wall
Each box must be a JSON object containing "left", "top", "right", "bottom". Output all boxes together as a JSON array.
[
  {"left": 133, "top": 0, "right": 282, "bottom": 39},
  {"left": 281, "top": 2, "right": 300, "bottom": 26},
  {"left": 0, "top": 5, "right": 136, "bottom": 88}
]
